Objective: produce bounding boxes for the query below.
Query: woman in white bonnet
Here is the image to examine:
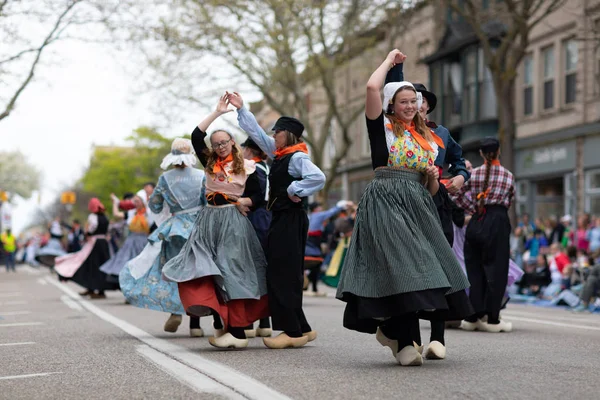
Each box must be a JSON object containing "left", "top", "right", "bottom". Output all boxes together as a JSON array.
[{"left": 119, "top": 137, "right": 207, "bottom": 337}]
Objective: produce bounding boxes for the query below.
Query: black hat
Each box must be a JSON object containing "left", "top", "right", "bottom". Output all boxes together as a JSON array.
[
  {"left": 241, "top": 137, "right": 261, "bottom": 152},
  {"left": 272, "top": 116, "right": 304, "bottom": 138},
  {"left": 480, "top": 137, "right": 500, "bottom": 153},
  {"left": 412, "top": 83, "right": 437, "bottom": 115}
]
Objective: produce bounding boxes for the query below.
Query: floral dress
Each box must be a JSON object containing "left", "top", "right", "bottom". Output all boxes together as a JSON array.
[{"left": 387, "top": 131, "right": 438, "bottom": 171}]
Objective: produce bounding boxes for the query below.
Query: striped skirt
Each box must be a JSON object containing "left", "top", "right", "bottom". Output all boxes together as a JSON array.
[{"left": 336, "top": 167, "right": 472, "bottom": 333}]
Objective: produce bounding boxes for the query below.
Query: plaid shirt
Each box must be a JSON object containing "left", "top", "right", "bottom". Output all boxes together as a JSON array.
[{"left": 452, "top": 164, "right": 515, "bottom": 215}]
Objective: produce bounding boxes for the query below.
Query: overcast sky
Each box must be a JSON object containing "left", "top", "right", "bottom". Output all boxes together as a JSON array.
[{"left": 2, "top": 39, "right": 244, "bottom": 235}]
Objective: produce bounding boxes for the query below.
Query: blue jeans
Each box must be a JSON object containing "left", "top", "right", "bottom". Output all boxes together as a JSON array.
[{"left": 5, "top": 252, "right": 15, "bottom": 271}]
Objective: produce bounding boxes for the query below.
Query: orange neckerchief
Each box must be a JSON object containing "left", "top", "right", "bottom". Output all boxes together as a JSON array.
[
  {"left": 274, "top": 143, "right": 309, "bottom": 159},
  {"left": 213, "top": 153, "right": 233, "bottom": 175},
  {"left": 385, "top": 121, "right": 445, "bottom": 152},
  {"left": 251, "top": 156, "right": 263, "bottom": 163},
  {"left": 129, "top": 208, "right": 149, "bottom": 233},
  {"left": 490, "top": 159, "right": 501, "bottom": 166}
]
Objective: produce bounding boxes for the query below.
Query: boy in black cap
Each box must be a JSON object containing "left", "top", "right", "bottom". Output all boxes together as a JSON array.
[
  {"left": 238, "top": 137, "right": 273, "bottom": 338},
  {"left": 229, "top": 91, "right": 326, "bottom": 349},
  {"left": 453, "top": 137, "right": 515, "bottom": 333}
]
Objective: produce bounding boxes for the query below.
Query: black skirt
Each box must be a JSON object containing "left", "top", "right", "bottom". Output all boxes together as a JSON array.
[{"left": 69, "top": 239, "right": 119, "bottom": 291}]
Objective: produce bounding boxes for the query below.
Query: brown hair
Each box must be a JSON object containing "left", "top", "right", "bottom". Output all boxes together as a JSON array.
[
  {"left": 247, "top": 146, "right": 268, "bottom": 161},
  {"left": 282, "top": 130, "right": 303, "bottom": 147},
  {"left": 204, "top": 130, "right": 246, "bottom": 176},
  {"left": 386, "top": 87, "right": 434, "bottom": 142},
  {"left": 478, "top": 150, "right": 499, "bottom": 212}
]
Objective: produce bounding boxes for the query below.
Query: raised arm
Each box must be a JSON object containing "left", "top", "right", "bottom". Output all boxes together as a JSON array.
[
  {"left": 366, "top": 49, "right": 406, "bottom": 120},
  {"left": 228, "top": 92, "right": 277, "bottom": 157},
  {"left": 192, "top": 94, "right": 234, "bottom": 167},
  {"left": 385, "top": 62, "right": 404, "bottom": 84}
]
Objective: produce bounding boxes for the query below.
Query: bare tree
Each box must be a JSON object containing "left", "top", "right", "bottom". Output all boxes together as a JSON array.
[
  {"left": 441, "top": 0, "right": 567, "bottom": 171},
  {"left": 0, "top": 0, "right": 120, "bottom": 122},
  {"left": 116, "top": 0, "right": 426, "bottom": 199}
]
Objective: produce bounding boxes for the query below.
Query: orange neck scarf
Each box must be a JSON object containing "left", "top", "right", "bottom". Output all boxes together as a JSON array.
[
  {"left": 251, "top": 156, "right": 263, "bottom": 163},
  {"left": 213, "top": 153, "right": 233, "bottom": 175},
  {"left": 489, "top": 159, "right": 501, "bottom": 166},
  {"left": 274, "top": 143, "right": 309, "bottom": 159},
  {"left": 386, "top": 120, "right": 445, "bottom": 152}
]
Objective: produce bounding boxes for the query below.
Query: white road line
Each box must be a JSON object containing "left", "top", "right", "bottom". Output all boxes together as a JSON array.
[
  {"left": 60, "top": 295, "right": 83, "bottom": 312},
  {"left": 46, "top": 277, "right": 292, "bottom": 400},
  {"left": 504, "top": 310, "right": 600, "bottom": 326},
  {"left": 137, "top": 345, "right": 246, "bottom": 399},
  {"left": 0, "top": 342, "right": 36, "bottom": 347},
  {"left": 0, "top": 301, "right": 27, "bottom": 306},
  {"left": 21, "top": 265, "right": 42, "bottom": 275},
  {"left": 505, "top": 315, "right": 600, "bottom": 331},
  {"left": 0, "top": 372, "right": 61, "bottom": 381},
  {"left": 37, "top": 278, "right": 48, "bottom": 285},
  {"left": 0, "top": 311, "right": 31, "bottom": 316},
  {"left": 0, "top": 322, "right": 44, "bottom": 328},
  {"left": 0, "top": 293, "right": 21, "bottom": 298}
]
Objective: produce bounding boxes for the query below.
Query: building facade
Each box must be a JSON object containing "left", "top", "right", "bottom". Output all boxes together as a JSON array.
[
  {"left": 250, "top": 1, "right": 600, "bottom": 218},
  {"left": 513, "top": 0, "right": 600, "bottom": 219}
]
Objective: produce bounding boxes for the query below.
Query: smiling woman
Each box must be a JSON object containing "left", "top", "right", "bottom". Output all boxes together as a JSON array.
[
  {"left": 335, "top": 49, "right": 472, "bottom": 367},
  {"left": 161, "top": 94, "right": 269, "bottom": 350}
]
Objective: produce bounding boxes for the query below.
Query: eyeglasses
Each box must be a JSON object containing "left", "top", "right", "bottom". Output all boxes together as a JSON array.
[{"left": 212, "top": 139, "right": 231, "bottom": 149}]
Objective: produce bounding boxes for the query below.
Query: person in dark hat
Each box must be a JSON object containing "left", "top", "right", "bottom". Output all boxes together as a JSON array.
[
  {"left": 383, "top": 60, "right": 471, "bottom": 360},
  {"left": 453, "top": 136, "right": 515, "bottom": 333},
  {"left": 229, "top": 91, "right": 326, "bottom": 349},
  {"left": 237, "top": 136, "right": 274, "bottom": 338}
]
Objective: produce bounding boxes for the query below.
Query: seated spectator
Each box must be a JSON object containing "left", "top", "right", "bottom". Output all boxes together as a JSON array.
[
  {"left": 573, "top": 252, "right": 600, "bottom": 312},
  {"left": 518, "top": 254, "right": 551, "bottom": 297},
  {"left": 525, "top": 229, "right": 549, "bottom": 259}
]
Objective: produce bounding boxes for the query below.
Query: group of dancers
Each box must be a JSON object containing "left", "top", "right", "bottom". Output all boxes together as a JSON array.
[{"left": 45, "top": 48, "right": 519, "bottom": 366}]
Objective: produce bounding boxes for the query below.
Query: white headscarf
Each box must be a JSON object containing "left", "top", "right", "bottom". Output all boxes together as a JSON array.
[
  {"left": 160, "top": 138, "right": 197, "bottom": 170},
  {"left": 382, "top": 81, "right": 423, "bottom": 112}
]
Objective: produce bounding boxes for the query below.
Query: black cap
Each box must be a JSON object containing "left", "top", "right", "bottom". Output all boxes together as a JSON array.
[
  {"left": 412, "top": 83, "right": 437, "bottom": 114},
  {"left": 241, "top": 137, "right": 261, "bottom": 152},
  {"left": 308, "top": 202, "right": 321, "bottom": 212},
  {"left": 480, "top": 137, "right": 500, "bottom": 153},
  {"left": 272, "top": 116, "right": 304, "bottom": 138}
]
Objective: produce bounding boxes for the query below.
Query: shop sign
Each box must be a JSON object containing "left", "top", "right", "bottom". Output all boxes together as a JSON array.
[{"left": 515, "top": 141, "right": 576, "bottom": 177}]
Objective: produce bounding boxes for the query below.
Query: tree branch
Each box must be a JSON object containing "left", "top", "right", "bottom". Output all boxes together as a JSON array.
[{"left": 0, "top": 0, "right": 81, "bottom": 121}]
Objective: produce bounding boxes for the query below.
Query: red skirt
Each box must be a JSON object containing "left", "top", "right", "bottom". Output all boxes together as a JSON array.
[{"left": 178, "top": 277, "right": 269, "bottom": 328}]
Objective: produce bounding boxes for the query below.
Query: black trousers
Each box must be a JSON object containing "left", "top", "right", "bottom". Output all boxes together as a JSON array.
[
  {"left": 464, "top": 205, "right": 511, "bottom": 323},
  {"left": 267, "top": 209, "right": 312, "bottom": 335}
]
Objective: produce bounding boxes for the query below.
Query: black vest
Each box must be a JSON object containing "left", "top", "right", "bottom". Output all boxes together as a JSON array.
[
  {"left": 268, "top": 152, "right": 307, "bottom": 212},
  {"left": 90, "top": 213, "right": 109, "bottom": 235}
]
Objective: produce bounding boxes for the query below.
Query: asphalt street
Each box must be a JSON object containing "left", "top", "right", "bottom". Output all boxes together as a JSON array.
[{"left": 1, "top": 264, "right": 599, "bottom": 400}]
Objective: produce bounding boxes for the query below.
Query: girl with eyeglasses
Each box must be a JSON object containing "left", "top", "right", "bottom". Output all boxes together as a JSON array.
[
  {"left": 229, "top": 91, "right": 326, "bottom": 349},
  {"left": 162, "top": 94, "right": 269, "bottom": 349}
]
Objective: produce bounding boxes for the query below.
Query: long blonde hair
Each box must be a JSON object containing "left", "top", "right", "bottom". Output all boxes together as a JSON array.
[
  {"left": 204, "top": 130, "right": 246, "bottom": 176},
  {"left": 386, "top": 87, "right": 433, "bottom": 141}
]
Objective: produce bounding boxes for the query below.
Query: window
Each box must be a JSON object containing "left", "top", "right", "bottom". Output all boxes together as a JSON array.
[
  {"left": 463, "top": 50, "right": 477, "bottom": 123},
  {"left": 596, "top": 20, "right": 600, "bottom": 95},
  {"left": 478, "top": 48, "right": 497, "bottom": 119},
  {"left": 523, "top": 54, "right": 534, "bottom": 116},
  {"left": 564, "top": 39, "right": 578, "bottom": 104},
  {"left": 429, "top": 62, "right": 443, "bottom": 123},
  {"left": 585, "top": 169, "right": 600, "bottom": 214},
  {"left": 442, "top": 63, "right": 462, "bottom": 128},
  {"left": 542, "top": 46, "right": 555, "bottom": 110}
]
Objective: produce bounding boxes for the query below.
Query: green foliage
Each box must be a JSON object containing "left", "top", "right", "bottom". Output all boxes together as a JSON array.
[
  {"left": 0, "top": 150, "right": 41, "bottom": 199},
  {"left": 78, "top": 126, "right": 191, "bottom": 207}
]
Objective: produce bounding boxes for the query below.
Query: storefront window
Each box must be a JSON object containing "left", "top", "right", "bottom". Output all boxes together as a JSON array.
[
  {"left": 534, "top": 177, "right": 564, "bottom": 218},
  {"left": 585, "top": 169, "right": 600, "bottom": 214}
]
